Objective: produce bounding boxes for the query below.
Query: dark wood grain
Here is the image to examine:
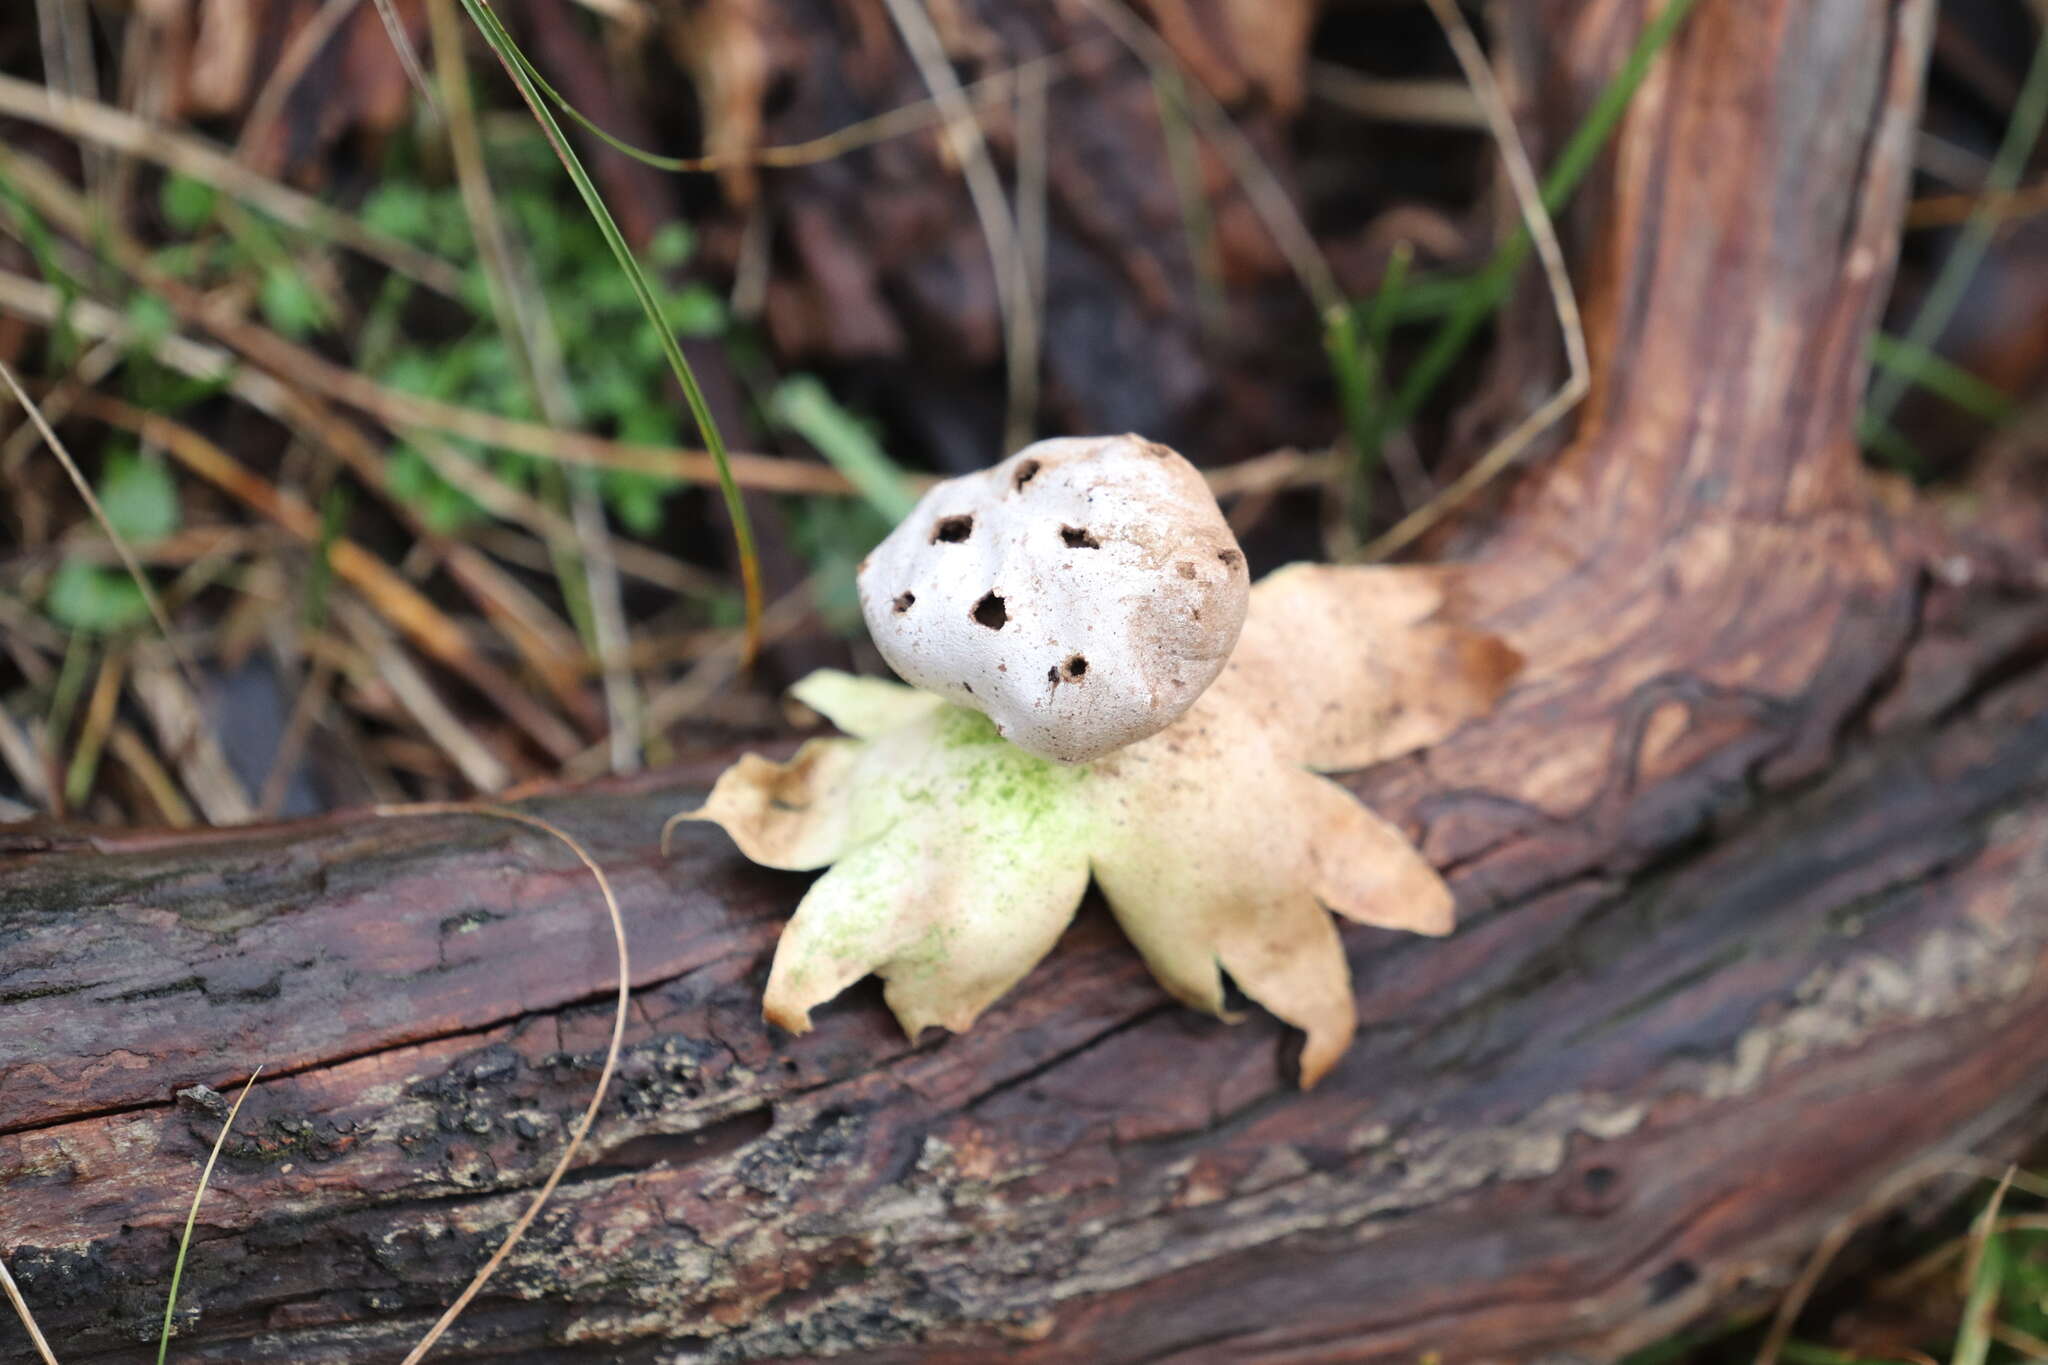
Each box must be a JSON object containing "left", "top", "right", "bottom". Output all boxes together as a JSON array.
[{"left": 12, "top": 1, "right": 2048, "bottom": 1361}]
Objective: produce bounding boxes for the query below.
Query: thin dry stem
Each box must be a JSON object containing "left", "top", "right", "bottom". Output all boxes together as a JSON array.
[
  {"left": 0, "top": 1252, "right": 59, "bottom": 1365},
  {"left": 372, "top": 0, "right": 443, "bottom": 123},
  {"left": 0, "top": 356, "right": 207, "bottom": 698},
  {"left": 429, "top": 0, "right": 641, "bottom": 772},
  {"left": 236, "top": 0, "right": 366, "bottom": 165},
  {"left": 0, "top": 72, "right": 463, "bottom": 295},
  {"left": 75, "top": 392, "right": 585, "bottom": 763},
  {"left": 604, "top": 581, "right": 815, "bottom": 785},
  {"left": 344, "top": 603, "right": 512, "bottom": 792},
  {"left": 1755, "top": 1158, "right": 1999, "bottom": 1365},
  {"left": 0, "top": 258, "right": 849, "bottom": 496},
  {"left": 1308, "top": 64, "right": 1486, "bottom": 128},
  {"left": 878, "top": 0, "right": 1038, "bottom": 452},
  {"left": 1358, "top": 0, "right": 1589, "bottom": 563},
  {"left": 1069, "top": 0, "right": 1340, "bottom": 311},
  {"left": 371, "top": 803, "right": 632, "bottom": 1365}
]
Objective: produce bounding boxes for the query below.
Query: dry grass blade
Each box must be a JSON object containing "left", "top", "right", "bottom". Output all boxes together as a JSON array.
[
  {"left": 458, "top": 0, "right": 763, "bottom": 663},
  {"left": 1308, "top": 64, "right": 1486, "bottom": 128},
  {"left": 1952, "top": 1166, "right": 2018, "bottom": 1365},
  {"left": 877, "top": 0, "right": 1038, "bottom": 452},
  {"left": 599, "top": 581, "right": 815, "bottom": 785},
  {"left": 372, "top": 0, "right": 442, "bottom": 120},
  {"left": 157, "top": 1070, "right": 262, "bottom": 1364},
  {"left": 516, "top": 42, "right": 1087, "bottom": 174},
  {"left": 0, "top": 356, "right": 207, "bottom": 698},
  {"left": 0, "top": 337, "right": 120, "bottom": 478},
  {"left": 236, "top": 0, "right": 366, "bottom": 164},
  {"left": 371, "top": 802, "right": 631, "bottom": 1365},
  {"left": 1358, "top": 0, "right": 1589, "bottom": 563},
  {"left": 74, "top": 393, "right": 585, "bottom": 762},
  {"left": 131, "top": 649, "right": 257, "bottom": 824},
  {"left": 1995, "top": 1323, "right": 2048, "bottom": 1360},
  {"left": 0, "top": 265, "right": 854, "bottom": 497},
  {"left": 108, "top": 723, "right": 196, "bottom": 826},
  {"left": 0, "top": 1251, "right": 60, "bottom": 1365},
  {"left": 0, "top": 704, "right": 50, "bottom": 810},
  {"left": 0, "top": 73, "right": 464, "bottom": 296},
  {"left": 1068, "top": 0, "right": 1340, "bottom": 312},
  {"left": 427, "top": 0, "right": 640, "bottom": 772},
  {"left": 343, "top": 602, "right": 511, "bottom": 792},
  {"left": 63, "top": 645, "right": 125, "bottom": 810},
  {"left": 1756, "top": 1158, "right": 1967, "bottom": 1365}
]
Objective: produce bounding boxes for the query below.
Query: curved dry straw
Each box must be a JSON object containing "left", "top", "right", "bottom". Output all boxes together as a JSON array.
[
  {"left": 371, "top": 802, "right": 632, "bottom": 1365},
  {"left": 1355, "top": 0, "right": 1593, "bottom": 563}
]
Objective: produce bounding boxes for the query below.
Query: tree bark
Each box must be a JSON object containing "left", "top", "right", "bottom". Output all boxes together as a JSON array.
[{"left": 10, "top": 1, "right": 2048, "bottom": 1361}]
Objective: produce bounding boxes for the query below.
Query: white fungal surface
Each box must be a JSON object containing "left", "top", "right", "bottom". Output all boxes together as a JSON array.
[{"left": 856, "top": 434, "right": 1249, "bottom": 763}]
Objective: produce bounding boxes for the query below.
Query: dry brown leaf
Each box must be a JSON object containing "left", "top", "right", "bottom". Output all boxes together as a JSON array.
[{"left": 678, "top": 564, "right": 1519, "bottom": 1086}]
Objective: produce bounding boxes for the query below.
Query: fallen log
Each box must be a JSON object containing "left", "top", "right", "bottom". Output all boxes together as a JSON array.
[{"left": 9, "top": 0, "right": 2048, "bottom": 1361}]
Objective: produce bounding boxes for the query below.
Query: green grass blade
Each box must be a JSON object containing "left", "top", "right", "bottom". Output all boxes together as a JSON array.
[
  {"left": 1868, "top": 333, "right": 2017, "bottom": 425},
  {"left": 1388, "top": 0, "right": 1702, "bottom": 430},
  {"left": 1865, "top": 20, "right": 2048, "bottom": 432},
  {"left": 771, "top": 376, "right": 919, "bottom": 522},
  {"left": 157, "top": 1071, "right": 260, "bottom": 1363},
  {"left": 489, "top": 34, "right": 700, "bottom": 172},
  {"left": 457, "top": 0, "right": 763, "bottom": 658}
]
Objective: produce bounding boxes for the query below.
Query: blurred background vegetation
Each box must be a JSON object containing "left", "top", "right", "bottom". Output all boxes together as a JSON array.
[{"left": 1, "top": 1, "right": 2046, "bottom": 1358}]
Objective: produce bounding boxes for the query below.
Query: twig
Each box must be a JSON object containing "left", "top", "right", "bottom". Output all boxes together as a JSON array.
[
  {"left": 0, "top": 72, "right": 464, "bottom": 296},
  {"left": 371, "top": 803, "right": 632, "bottom": 1365},
  {"left": 877, "top": 0, "right": 1038, "bottom": 451},
  {"left": 1358, "top": 0, "right": 1589, "bottom": 563}
]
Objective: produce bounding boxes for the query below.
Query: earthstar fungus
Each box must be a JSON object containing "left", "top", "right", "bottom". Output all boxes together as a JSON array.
[
  {"left": 857, "top": 435, "right": 1249, "bottom": 764},
  {"left": 674, "top": 437, "right": 1521, "bottom": 1086}
]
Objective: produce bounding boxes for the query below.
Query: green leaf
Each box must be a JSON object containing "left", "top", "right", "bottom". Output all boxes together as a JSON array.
[
  {"left": 260, "top": 266, "right": 326, "bottom": 339},
  {"left": 771, "top": 375, "right": 918, "bottom": 522},
  {"left": 126, "top": 293, "right": 176, "bottom": 351},
  {"left": 647, "top": 221, "right": 693, "bottom": 269},
  {"left": 98, "top": 448, "right": 180, "bottom": 543},
  {"left": 663, "top": 284, "right": 726, "bottom": 338},
  {"left": 361, "top": 183, "right": 434, "bottom": 244},
  {"left": 45, "top": 560, "right": 150, "bottom": 633},
  {"left": 604, "top": 470, "right": 667, "bottom": 535},
  {"left": 160, "top": 174, "right": 217, "bottom": 233}
]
